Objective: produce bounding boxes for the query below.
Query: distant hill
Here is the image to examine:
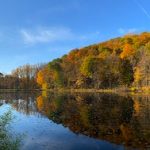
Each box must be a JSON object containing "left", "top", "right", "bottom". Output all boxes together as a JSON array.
[{"left": 36, "top": 32, "right": 150, "bottom": 90}]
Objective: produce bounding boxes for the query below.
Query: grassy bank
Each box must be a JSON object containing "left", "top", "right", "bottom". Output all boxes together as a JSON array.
[
  {"left": 130, "top": 86, "right": 150, "bottom": 93},
  {"left": 40, "top": 86, "right": 150, "bottom": 93},
  {"left": 40, "top": 87, "right": 128, "bottom": 93},
  {"left": 0, "top": 86, "right": 150, "bottom": 93}
]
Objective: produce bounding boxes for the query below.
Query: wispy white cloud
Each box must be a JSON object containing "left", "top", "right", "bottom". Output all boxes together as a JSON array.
[
  {"left": 118, "top": 28, "right": 138, "bottom": 34},
  {"left": 20, "top": 27, "right": 101, "bottom": 45},
  {"left": 20, "top": 27, "right": 74, "bottom": 44}
]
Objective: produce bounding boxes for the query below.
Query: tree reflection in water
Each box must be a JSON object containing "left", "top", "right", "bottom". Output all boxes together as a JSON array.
[
  {"left": 0, "top": 92, "right": 149, "bottom": 149},
  {"left": 36, "top": 92, "right": 150, "bottom": 149}
]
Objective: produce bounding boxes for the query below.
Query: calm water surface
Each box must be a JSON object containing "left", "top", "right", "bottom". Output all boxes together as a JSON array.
[{"left": 0, "top": 92, "right": 149, "bottom": 150}]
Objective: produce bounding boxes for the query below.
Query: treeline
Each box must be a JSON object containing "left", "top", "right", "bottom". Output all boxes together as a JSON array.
[
  {"left": 0, "top": 64, "right": 43, "bottom": 90},
  {"left": 1, "top": 32, "right": 150, "bottom": 90},
  {"left": 36, "top": 32, "right": 150, "bottom": 90}
]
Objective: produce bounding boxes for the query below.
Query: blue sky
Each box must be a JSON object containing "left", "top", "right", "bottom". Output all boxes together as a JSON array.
[{"left": 0, "top": 0, "right": 150, "bottom": 73}]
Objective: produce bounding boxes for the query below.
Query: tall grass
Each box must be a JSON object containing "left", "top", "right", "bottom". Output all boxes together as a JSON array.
[{"left": 0, "top": 111, "right": 21, "bottom": 150}]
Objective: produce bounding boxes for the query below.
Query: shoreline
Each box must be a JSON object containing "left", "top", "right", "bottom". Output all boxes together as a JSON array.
[
  {"left": 40, "top": 87, "right": 150, "bottom": 94},
  {"left": 0, "top": 87, "right": 150, "bottom": 93}
]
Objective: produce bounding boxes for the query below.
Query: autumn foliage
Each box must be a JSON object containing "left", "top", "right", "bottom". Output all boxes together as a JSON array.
[{"left": 34, "top": 32, "right": 150, "bottom": 89}]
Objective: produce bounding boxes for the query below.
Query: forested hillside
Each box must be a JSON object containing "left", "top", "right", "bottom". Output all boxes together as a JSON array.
[
  {"left": 36, "top": 32, "right": 150, "bottom": 90},
  {"left": 0, "top": 32, "right": 150, "bottom": 90}
]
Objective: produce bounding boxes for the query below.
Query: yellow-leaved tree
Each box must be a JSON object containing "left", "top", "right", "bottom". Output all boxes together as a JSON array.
[
  {"left": 120, "top": 44, "right": 135, "bottom": 59},
  {"left": 134, "top": 67, "right": 143, "bottom": 87}
]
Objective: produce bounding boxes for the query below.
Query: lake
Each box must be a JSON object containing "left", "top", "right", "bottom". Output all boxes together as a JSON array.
[{"left": 0, "top": 92, "right": 149, "bottom": 150}]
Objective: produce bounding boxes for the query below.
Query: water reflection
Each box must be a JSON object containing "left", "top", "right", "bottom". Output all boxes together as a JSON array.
[
  {"left": 0, "top": 92, "right": 39, "bottom": 115},
  {"left": 36, "top": 93, "right": 150, "bottom": 149},
  {"left": 0, "top": 92, "right": 149, "bottom": 150}
]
